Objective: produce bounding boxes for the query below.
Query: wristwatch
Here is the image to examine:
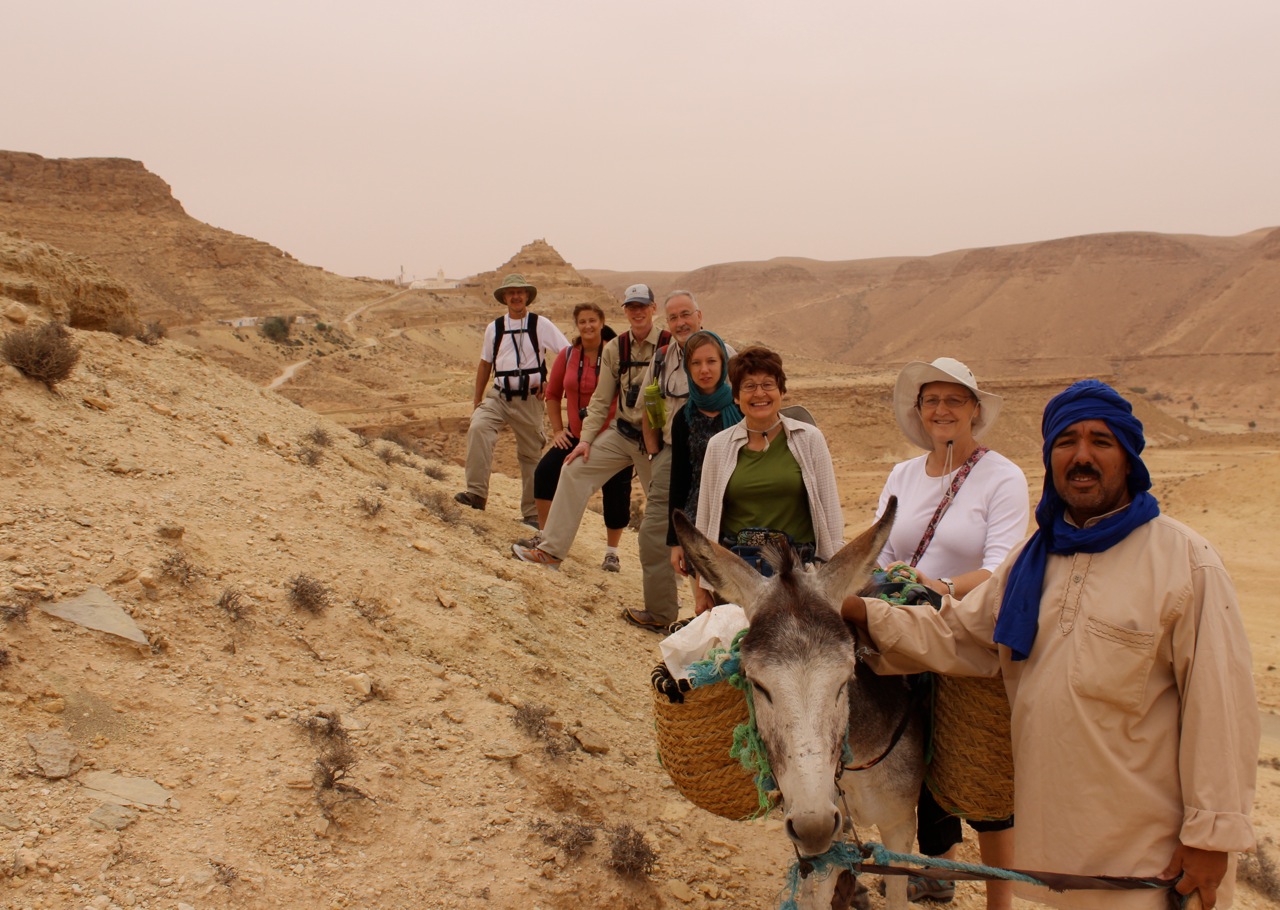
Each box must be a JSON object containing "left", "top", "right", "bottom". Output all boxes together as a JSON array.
[{"left": 940, "top": 577, "right": 956, "bottom": 597}]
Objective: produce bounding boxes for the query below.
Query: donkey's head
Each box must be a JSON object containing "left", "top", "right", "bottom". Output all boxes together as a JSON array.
[{"left": 673, "top": 502, "right": 894, "bottom": 857}]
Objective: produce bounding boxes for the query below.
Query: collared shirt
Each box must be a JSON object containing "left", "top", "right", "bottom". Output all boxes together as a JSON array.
[
  {"left": 864, "top": 511, "right": 1259, "bottom": 910},
  {"left": 579, "top": 324, "right": 666, "bottom": 444},
  {"left": 479, "top": 314, "right": 568, "bottom": 393}
]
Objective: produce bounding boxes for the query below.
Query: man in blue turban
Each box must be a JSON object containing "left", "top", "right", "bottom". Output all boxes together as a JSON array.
[{"left": 843, "top": 379, "right": 1258, "bottom": 909}]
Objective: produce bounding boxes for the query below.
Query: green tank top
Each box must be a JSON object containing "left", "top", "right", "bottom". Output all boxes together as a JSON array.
[{"left": 720, "top": 438, "right": 815, "bottom": 545}]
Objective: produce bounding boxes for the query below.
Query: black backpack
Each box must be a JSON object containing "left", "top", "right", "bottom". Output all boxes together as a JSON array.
[{"left": 491, "top": 313, "right": 547, "bottom": 399}]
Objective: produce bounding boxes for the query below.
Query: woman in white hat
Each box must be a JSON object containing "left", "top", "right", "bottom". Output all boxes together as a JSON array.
[{"left": 875, "top": 357, "right": 1029, "bottom": 908}]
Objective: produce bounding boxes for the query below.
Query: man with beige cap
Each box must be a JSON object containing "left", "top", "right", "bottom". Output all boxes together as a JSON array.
[{"left": 456, "top": 274, "right": 568, "bottom": 525}]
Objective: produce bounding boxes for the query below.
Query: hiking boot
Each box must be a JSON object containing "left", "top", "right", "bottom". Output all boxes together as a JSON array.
[
  {"left": 601, "top": 552, "right": 621, "bottom": 573},
  {"left": 511, "top": 543, "right": 561, "bottom": 570},
  {"left": 907, "top": 875, "right": 955, "bottom": 903},
  {"left": 514, "top": 531, "right": 544, "bottom": 550},
  {"left": 621, "top": 608, "right": 667, "bottom": 632},
  {"left": 454, "top": 492, "right": 486, "bottom": 510}
]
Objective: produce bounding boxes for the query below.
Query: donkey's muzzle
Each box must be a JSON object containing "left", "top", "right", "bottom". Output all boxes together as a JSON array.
[{"left": 785, "top": 806, "right": 843, "bottom": 857}]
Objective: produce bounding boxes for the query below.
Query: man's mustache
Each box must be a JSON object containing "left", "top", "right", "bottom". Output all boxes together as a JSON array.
[{"left": 1067, "top": 464, "right": 1101, "bottom": 480}]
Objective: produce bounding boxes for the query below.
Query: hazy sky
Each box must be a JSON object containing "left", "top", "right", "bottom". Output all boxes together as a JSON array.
[{"left": 6, "top": 1, "right": 1279, "bottom": 280}]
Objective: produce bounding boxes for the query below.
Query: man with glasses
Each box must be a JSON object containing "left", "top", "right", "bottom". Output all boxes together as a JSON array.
[{"left": 512, "top": 286, "right": 711, "bottom": 634}]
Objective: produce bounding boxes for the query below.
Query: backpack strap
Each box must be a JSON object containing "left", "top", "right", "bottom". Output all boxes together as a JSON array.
[{"left": 491, "top": 313, "right": 545, "bottom": 400}]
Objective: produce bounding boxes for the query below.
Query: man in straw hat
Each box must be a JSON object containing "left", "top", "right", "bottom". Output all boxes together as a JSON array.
[
  {"left": 456, "top": 274, "right": 568, "bottom": 525},
  {"left": 843, "top": 379, "right": 1257, "bottom": 909}
]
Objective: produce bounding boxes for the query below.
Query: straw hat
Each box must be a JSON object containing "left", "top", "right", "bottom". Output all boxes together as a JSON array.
[
  {"left": 493, "top": 274, "right": 538, "bottom": 304},
  {"left": 893, "top": 357, "right": 1003, "bottom": 451}
]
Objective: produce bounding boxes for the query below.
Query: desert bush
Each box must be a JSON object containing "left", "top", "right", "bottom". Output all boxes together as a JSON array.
[
  {"left": 105, "top": 316, "right": 140, "bottom": 339},
  {"left": 379, "top": 427, "right": 418, "bottom": 454},
  {"left": 136, "top": 321, "right": 167, "bottom": 346},
  {"left": 351, "top": 430, "right": 372, "bottom": 448},
  {"left": 376, "top": 444, "right": 408, "bottom": 466},
  {"left": 216, "top": 587, "right": 248, "bottom": 622},
  {"left": 297, "top": 445, "right": 323, "bottom": 467},
  {"left": 2, "top": 321, "right": 82, "bottom": 389},
  {"left": 305, "top": 426, "right": 333, "bottom": 448},
  {"left": 210, "top": 861, "right": 238, "bottom": 887},
  {"left": 159, "top": 551, "right": 202, "bottom": 587},
  {"left": 416, "top": 489, "right": 459, "bottom": 524},
  {"left": 1, "top": 591, "right": 35, "bottom": 623},
  {"left": 422, "top": 460, "right": 448, "bottom": 481},
  {"left": 295, "top": 710, "right": 370, "bottom": 819},
  {"left": 356, "top": 495, "right": 383, "bottom": 517},
  {"left": 1239, "top": 840, "right": 1280, "bottom": 900},
  {"left": 259, "top": 316, "right": 290, "bottom": 343},
  {"left": 606, "top": 824, "right": 656, "bottom": 878},
  {"left": 286, "top": 574, "right": 332, "bottom": 613},
  {"left": 0, "top": 649, "right": 10, "bottom": 670},
  {"left": 532, "top": 818, "right": 597, "bottom": 859},
  {"left": 350, "top": 594, "right": 389, "bottom": 624},
  {"left": 512, "top": 703, "right": 574, "bottom": 758}
]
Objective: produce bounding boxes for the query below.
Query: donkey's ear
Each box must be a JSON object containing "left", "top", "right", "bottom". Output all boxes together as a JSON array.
[
  {"left": 673, "top": 510, "right": 768, "bottom": 616},
  {"left": 816, "top": 497, "right": 896, "bottom": 611}
]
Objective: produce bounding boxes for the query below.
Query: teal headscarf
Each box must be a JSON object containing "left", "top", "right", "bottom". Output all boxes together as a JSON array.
[{"left": 682, "top": 331, "right": 742, "bottom": 430}]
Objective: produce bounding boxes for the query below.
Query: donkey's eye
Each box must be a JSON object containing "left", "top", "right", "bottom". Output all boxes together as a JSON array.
[{"left": 752, "top": 682, "right": 773, "bottom": 704}]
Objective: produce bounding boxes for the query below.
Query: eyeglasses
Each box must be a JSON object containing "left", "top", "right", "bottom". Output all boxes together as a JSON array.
[
  {"left": 918, "top": 395, "right": 974, "bottom": 410},
  {"left": 739, "top": 380, "right": 779, "bottom": 394},
  {"left": 665, "top": 309, "right": 698, "bottom": 322}
]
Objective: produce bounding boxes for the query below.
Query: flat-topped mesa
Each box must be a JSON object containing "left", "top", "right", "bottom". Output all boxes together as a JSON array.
[{"left": 0, "top": 151, "right": 186, "bottom": 217}]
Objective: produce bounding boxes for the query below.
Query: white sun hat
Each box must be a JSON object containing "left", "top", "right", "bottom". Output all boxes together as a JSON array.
[{"left": 893, "top": 357, "right": 1003, "bottom": 451}]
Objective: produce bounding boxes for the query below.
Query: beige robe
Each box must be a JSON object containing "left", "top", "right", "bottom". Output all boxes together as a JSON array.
[{"left": 865, "top": 512, "right": 1258, "bottom": 909}]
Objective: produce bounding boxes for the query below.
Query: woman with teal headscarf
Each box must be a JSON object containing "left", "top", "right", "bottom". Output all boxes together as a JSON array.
[{"left": 667, "top": 331, "right": 742, "bottom": 577}]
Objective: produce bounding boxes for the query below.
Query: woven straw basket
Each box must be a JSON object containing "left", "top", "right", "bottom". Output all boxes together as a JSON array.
[
  {"left": 652, "top": 679, "right": 761, "bottom": 820},
  {"left": 926, "top": 674, "right": 1015, "bottom": 821}
]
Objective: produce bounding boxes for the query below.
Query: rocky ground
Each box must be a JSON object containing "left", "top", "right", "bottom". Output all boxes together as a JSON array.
[{"left": 1, "top": 316, "right": 1277, "bottom": 910}]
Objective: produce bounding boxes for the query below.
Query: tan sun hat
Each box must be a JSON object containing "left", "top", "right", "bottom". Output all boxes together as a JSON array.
[
  {"left": 493, "top": 273, "right": 538, "bottom": 304},
  {"left": 893, "top": 357, "right": 1003, "bottom": 451}
]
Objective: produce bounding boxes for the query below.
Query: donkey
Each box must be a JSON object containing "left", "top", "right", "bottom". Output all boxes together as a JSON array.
[{"left": 674, "top": 501, "right": 924, "bottom": 910}]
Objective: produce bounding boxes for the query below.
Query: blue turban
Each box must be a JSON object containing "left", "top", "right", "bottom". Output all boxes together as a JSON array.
[{"left": 993, "top": 379, "right": 1160, "bottom": 660}]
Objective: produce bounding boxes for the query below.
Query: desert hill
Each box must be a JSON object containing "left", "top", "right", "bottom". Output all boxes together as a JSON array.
[
  {"left": 584, "top": 226, "right": 1280, "bottom": 433},
  {"left": 1, "top": 155, "right": 1278, "bottom": 908},
  {"left": 0, "top": 151, "right": 390, "bottom": 326}
]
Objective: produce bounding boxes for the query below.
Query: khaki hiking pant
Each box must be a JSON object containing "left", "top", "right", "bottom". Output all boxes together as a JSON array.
[
  {"left": 540, "top": 429, "right": 679, "bottom": 625},
  {"left": 463, "top": 387, "right": 545, "bottom": 521}
]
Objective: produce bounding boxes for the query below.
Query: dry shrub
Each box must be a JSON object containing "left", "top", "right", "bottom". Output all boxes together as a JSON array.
[
  {"left": 295, "top": 710, "right": 370, "bottom": 819},
  {"left": 532, "top": 818, "right": 597, "bottom": 859},
  {"left": 105, "top": 316, "right": 140, "bottom": 339},
  {"left": 305, "top": 426, "right": 333, "bottom": 448},
  {"left": 416, "top": 489, "right": 459, "bottom": 524},
  {"left": 376, "top": 444, "right": 408, "bottom": 466},
  {"left": 512, "top": 703, "right": 574, "bottom": 758},
  {"left": 136, "top": 322, "right": 167, "bottom": 345},
  {"left": 216, "top": 587, "right": 247, "bottom": 622},
  {"left": 1, "top": 591, "right": 36, "bottom": 623},
  {"left": 351, "top": 594, "right": 389, "bottom": 624},
  {"left": 351, "top": 430, "right": 372, "bottom": 448},
  {"left": 379, "top": 427, "right": 418, "bottom": 454},
  {"left": 606, "top": 823, "right": 656, "bottom": 878},
  {"left": 0, "top": 649, "right": 10, "bottom": 670},
  {"left": 210, "top": 861, "right": 238, "bottom": 887},
  {"left": 159, "top": 551, "right": 202, "bottom": 587},
  {"left": 422, "top": 460, "right": 448, "bottom": 481},
  {"left": 1239, "top": 840, "right": 1280, "bottom": 901},
  {"left": 297, "top": 445, "right": 323, "bottom": 467},
  {"left": 2, "top": 321, "right": 82, "bottom": 389},
  {"left": 286, "top": 574, "right": 332, "bottom": 613},
  {"left": 356, "top": 495, "right": 383, "bottom": 517}
]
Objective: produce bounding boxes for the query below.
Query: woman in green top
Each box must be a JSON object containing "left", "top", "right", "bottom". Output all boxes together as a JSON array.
[{"left": 692, "top": 347, "right": 844, "bottom": 615}]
